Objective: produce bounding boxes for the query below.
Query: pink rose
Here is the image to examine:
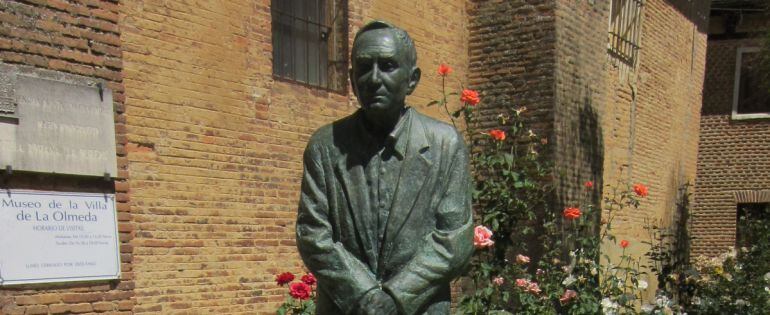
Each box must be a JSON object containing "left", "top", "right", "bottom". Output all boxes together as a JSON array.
[
  {"left": 515, "top": 254, "right": 530, "bottom": 265},
  {"left": 473, "top": 225, "right": 494, "bottom": 248},
  {"left": 515, "top": 278, "right": 529, "bottom": 288},
  {"left": 560, "top": 289, "right": 577, "bottom": 304},
  {"left": 492, "top": 277, "right": 504, "bottom": 286},
  {"left": 527, "top": 282, "right": 541, "bottom": 295}
]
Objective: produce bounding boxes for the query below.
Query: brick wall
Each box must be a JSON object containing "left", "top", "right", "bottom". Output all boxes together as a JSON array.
[
  {"left": 599, "top": 0, "right": 708, "bottom": 245},
  {"left": 120, "top": 0, "right": 468, "bottom": 313},
  {"left": 595, "top": 0, "right": 709, "bottom": 293},
  {"left": 467, "top": 0, "right": 556, "bottom": 144},
  {"left": 692, "top": 15, "right": 770, "bottom": 257},
  {"left": 0, "top": 1, "right": 132, "bottom": 314},
  {"left": 553, "top": 0, "right": 609, "bottom": 212},
  {"left": 466, "top": 0, "right": 708, "bottom": 296}
]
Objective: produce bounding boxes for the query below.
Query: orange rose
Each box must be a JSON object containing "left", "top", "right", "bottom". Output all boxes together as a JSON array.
[
  {"left": 563, "top": 207, "right": 581, "bottom": 220},
  {"left": 620, "top": 240, "right": 629, "bottom": 248},
  {"left": 438, "top": 64, "right": 452, "bottom": 76},
  {"left": 488, "top": 129, "right": 506, "bottom": 141},
  {"left": 633, "top": 183, "right": 648, "bottom": 197},
  {"left": 460, "top": 89, "right": 480, "bottom": 106}
]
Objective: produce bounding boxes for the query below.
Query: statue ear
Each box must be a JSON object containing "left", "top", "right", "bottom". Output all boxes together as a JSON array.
[
  {"left": 349, "top": 67, "right": 358, "bottom": 97},
  {"left": 407, "top": 67, "right": 421, "bottom": 95}
]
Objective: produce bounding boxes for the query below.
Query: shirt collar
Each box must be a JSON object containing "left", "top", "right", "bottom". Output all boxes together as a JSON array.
[{"left": 356, "top": 107, "right": 413, "bottom": 159}]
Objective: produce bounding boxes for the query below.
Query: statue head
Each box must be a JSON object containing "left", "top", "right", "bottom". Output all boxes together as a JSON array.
[{"left": 350, "top": 21, "right": 421, "bottom": 131}]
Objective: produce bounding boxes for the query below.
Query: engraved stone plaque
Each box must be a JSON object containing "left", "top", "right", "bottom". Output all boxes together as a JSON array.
[{"left": 0, "top": 64, "right": 117, "bottom": 177}]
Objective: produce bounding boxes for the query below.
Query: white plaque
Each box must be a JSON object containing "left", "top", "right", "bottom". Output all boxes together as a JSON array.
[
  {"left": 0, "top": 190, "right": 120, "bottom": 285},
  {"left": 0, "top": 64, "right": 118, "bottom": 177}
]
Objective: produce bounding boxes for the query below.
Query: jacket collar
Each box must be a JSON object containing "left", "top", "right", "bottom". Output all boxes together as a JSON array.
[{"left": 354, "top": 107, "right": 429, "bottom": 159}]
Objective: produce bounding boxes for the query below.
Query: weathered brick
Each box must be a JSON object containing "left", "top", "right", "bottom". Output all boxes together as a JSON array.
[
  {"left": 68, "top": 303, "right": 93, "bottom": 313},
  {"left": 22, "top": 305, "right": 48, "bottom": 315}
]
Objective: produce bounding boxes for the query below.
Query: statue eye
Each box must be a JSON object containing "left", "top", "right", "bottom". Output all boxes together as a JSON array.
[{"left": 380, "top": 61, "right": 397, "bottom": 72}]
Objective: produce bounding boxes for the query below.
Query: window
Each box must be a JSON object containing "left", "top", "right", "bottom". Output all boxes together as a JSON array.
[
  {"left": 271, "top": 0, "right": 348, "bottom": 92},
  {"left": 736, "top": 203, "right": 769, "bottom": 248},
  {"left": 732, "top": 47, "right": 770, "bottom": 119},
  {"left": 608, "top": 0, "right": 645, "bottom": 67}
]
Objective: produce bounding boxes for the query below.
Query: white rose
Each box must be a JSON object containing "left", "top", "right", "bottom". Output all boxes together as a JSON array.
[
  {"left": 562, "top": 275, "right": 576, "bottom": 286},
  {"left": 637, "top": 280, "right": 648, "bottom": 290}
]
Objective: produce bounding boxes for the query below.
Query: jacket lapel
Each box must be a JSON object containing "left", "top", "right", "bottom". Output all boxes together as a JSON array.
[
  {"left": 380, "top": 115, "right": 432, "bottom": 262},
  {"left": 334, "top": 147, "right": 379, "bottom": 272}
]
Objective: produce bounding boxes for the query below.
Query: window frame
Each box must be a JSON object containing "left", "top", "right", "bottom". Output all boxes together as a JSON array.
[{"left": 731, "top": 46, "right": 770, "bottom": 120}]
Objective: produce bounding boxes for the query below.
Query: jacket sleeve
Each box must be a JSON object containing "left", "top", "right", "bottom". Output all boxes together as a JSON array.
[
  {"left": 295, "top": 143, "right": 379, "bottom": 314},
  {"left": 382, "top": 135, "right": 474, "bottom": 315}
]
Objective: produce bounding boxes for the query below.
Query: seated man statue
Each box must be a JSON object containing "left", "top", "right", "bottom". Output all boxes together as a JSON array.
[{"left": 296, "top": 20, "right": 473, "bottom": 315}]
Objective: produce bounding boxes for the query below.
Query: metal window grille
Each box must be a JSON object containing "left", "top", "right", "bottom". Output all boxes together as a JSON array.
[
  {"left": 608, "top": 0, "right": 644, "bottom": 67},
  {"left": 271, "top": 0, "right": 348, "bottom": 92}
]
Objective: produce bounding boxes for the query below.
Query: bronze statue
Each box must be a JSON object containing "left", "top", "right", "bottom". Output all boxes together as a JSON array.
[{"left": 296, "top": 21, "right": 473, "bottom": 315}]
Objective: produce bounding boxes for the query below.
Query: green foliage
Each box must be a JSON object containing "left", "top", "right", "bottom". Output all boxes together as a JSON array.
[
  {"left": 435, "top": 78, "right": 656, "bottom": 314},
  {"left": 678, "top": 208, "right": 770, "bottom": 315}
]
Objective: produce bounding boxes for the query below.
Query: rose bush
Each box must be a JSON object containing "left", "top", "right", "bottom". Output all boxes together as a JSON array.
[
  {"left": 432, "top": 64, "right": 687, "bottom": 314},
  {"left": 275, "top": 272, "right": 316, "bottom": 315}
]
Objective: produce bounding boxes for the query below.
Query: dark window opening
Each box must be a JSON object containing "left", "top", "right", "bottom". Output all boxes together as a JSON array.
[
  {"left": 271, "top": 0, "right": 348, "bottom": 92},
  {"left": 735, "top": 50, "right": 770, "bottom": 115},
  {"left": 736, "top": 203, "right": 769, "bottom": 248}
]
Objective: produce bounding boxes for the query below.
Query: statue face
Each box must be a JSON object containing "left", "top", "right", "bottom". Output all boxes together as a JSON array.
[{"left": 351, "top": 29, "right": 419, "bottom": 123}]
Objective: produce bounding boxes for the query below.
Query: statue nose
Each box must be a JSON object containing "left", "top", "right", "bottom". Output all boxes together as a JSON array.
[{"left": 368, "top": 64, "right": 383, "bottom": 85}]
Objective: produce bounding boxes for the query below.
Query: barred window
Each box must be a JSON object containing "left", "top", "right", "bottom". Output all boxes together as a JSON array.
[
  {"left": 271, "top": 0, "right": 348, "bottom": 92},
  {"left": 608, "top": 0, "right": 644, "bottom": 67},
  {"left": 732, "top": 47, "right": 770, "bottom": 119}
]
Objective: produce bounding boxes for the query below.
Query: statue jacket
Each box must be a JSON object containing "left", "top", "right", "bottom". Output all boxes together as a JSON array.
[{"left": 296, "top": 108, "right": 474, "bottom": 315}]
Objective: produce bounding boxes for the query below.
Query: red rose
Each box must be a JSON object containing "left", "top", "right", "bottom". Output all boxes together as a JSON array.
[
  {"left": 275, "top": 272, "right": 294, "bottom": 286},
  {"left": 438, "top": 64, "right": 452, "bottom": 76},
  {"left": 460, "top": 89, "right": 480, "bottom": 106},
  {"left": 620, "top": 240, "right": 629, "bottom": 248},
  {"left": 584, "top": 181, "right": 594, "bottom": 189},
  {"left": 301, "top": 273, "right": 316, "bottom": 286},
  {"left": 488, "top": 129, "right": 506, "bottom": 141},
  {"left": 563, "top": 207, "right": 581, "bottom": 220},
  {"left": 633, "top": 183, "right": 648, "bottom": 197},
  {"left": 289, "top": 282, "right": 312, "bottom": 300}
]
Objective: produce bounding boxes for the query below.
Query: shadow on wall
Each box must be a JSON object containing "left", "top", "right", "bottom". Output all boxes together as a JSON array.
[
  {"left": 556, "top": 86, "right": 604, "bottom": 217},
  {"left": 665, "top": 0, "right": 711, "bottom": 33}
]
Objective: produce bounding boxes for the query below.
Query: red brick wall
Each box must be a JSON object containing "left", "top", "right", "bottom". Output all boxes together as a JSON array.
[
  {"left": 693, "top": 32, "right": 770, "bottom": 257},
  {"left": 0, "top": 1, "right": 132, "bottom": 314}
]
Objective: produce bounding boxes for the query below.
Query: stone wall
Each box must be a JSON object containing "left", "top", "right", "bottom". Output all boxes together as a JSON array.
[{"left": 0, "top": 1, "right": 132, "bottom": 314}]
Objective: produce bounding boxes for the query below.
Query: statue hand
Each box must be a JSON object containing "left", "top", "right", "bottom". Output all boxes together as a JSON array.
[{"left": 355, "top": 289, "right": 399, "bottom": 315}]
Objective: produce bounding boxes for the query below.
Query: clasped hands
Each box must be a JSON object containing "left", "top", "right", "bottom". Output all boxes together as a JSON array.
[{"left": 353, "top": 287, "right": 399, "bottom": 315}]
